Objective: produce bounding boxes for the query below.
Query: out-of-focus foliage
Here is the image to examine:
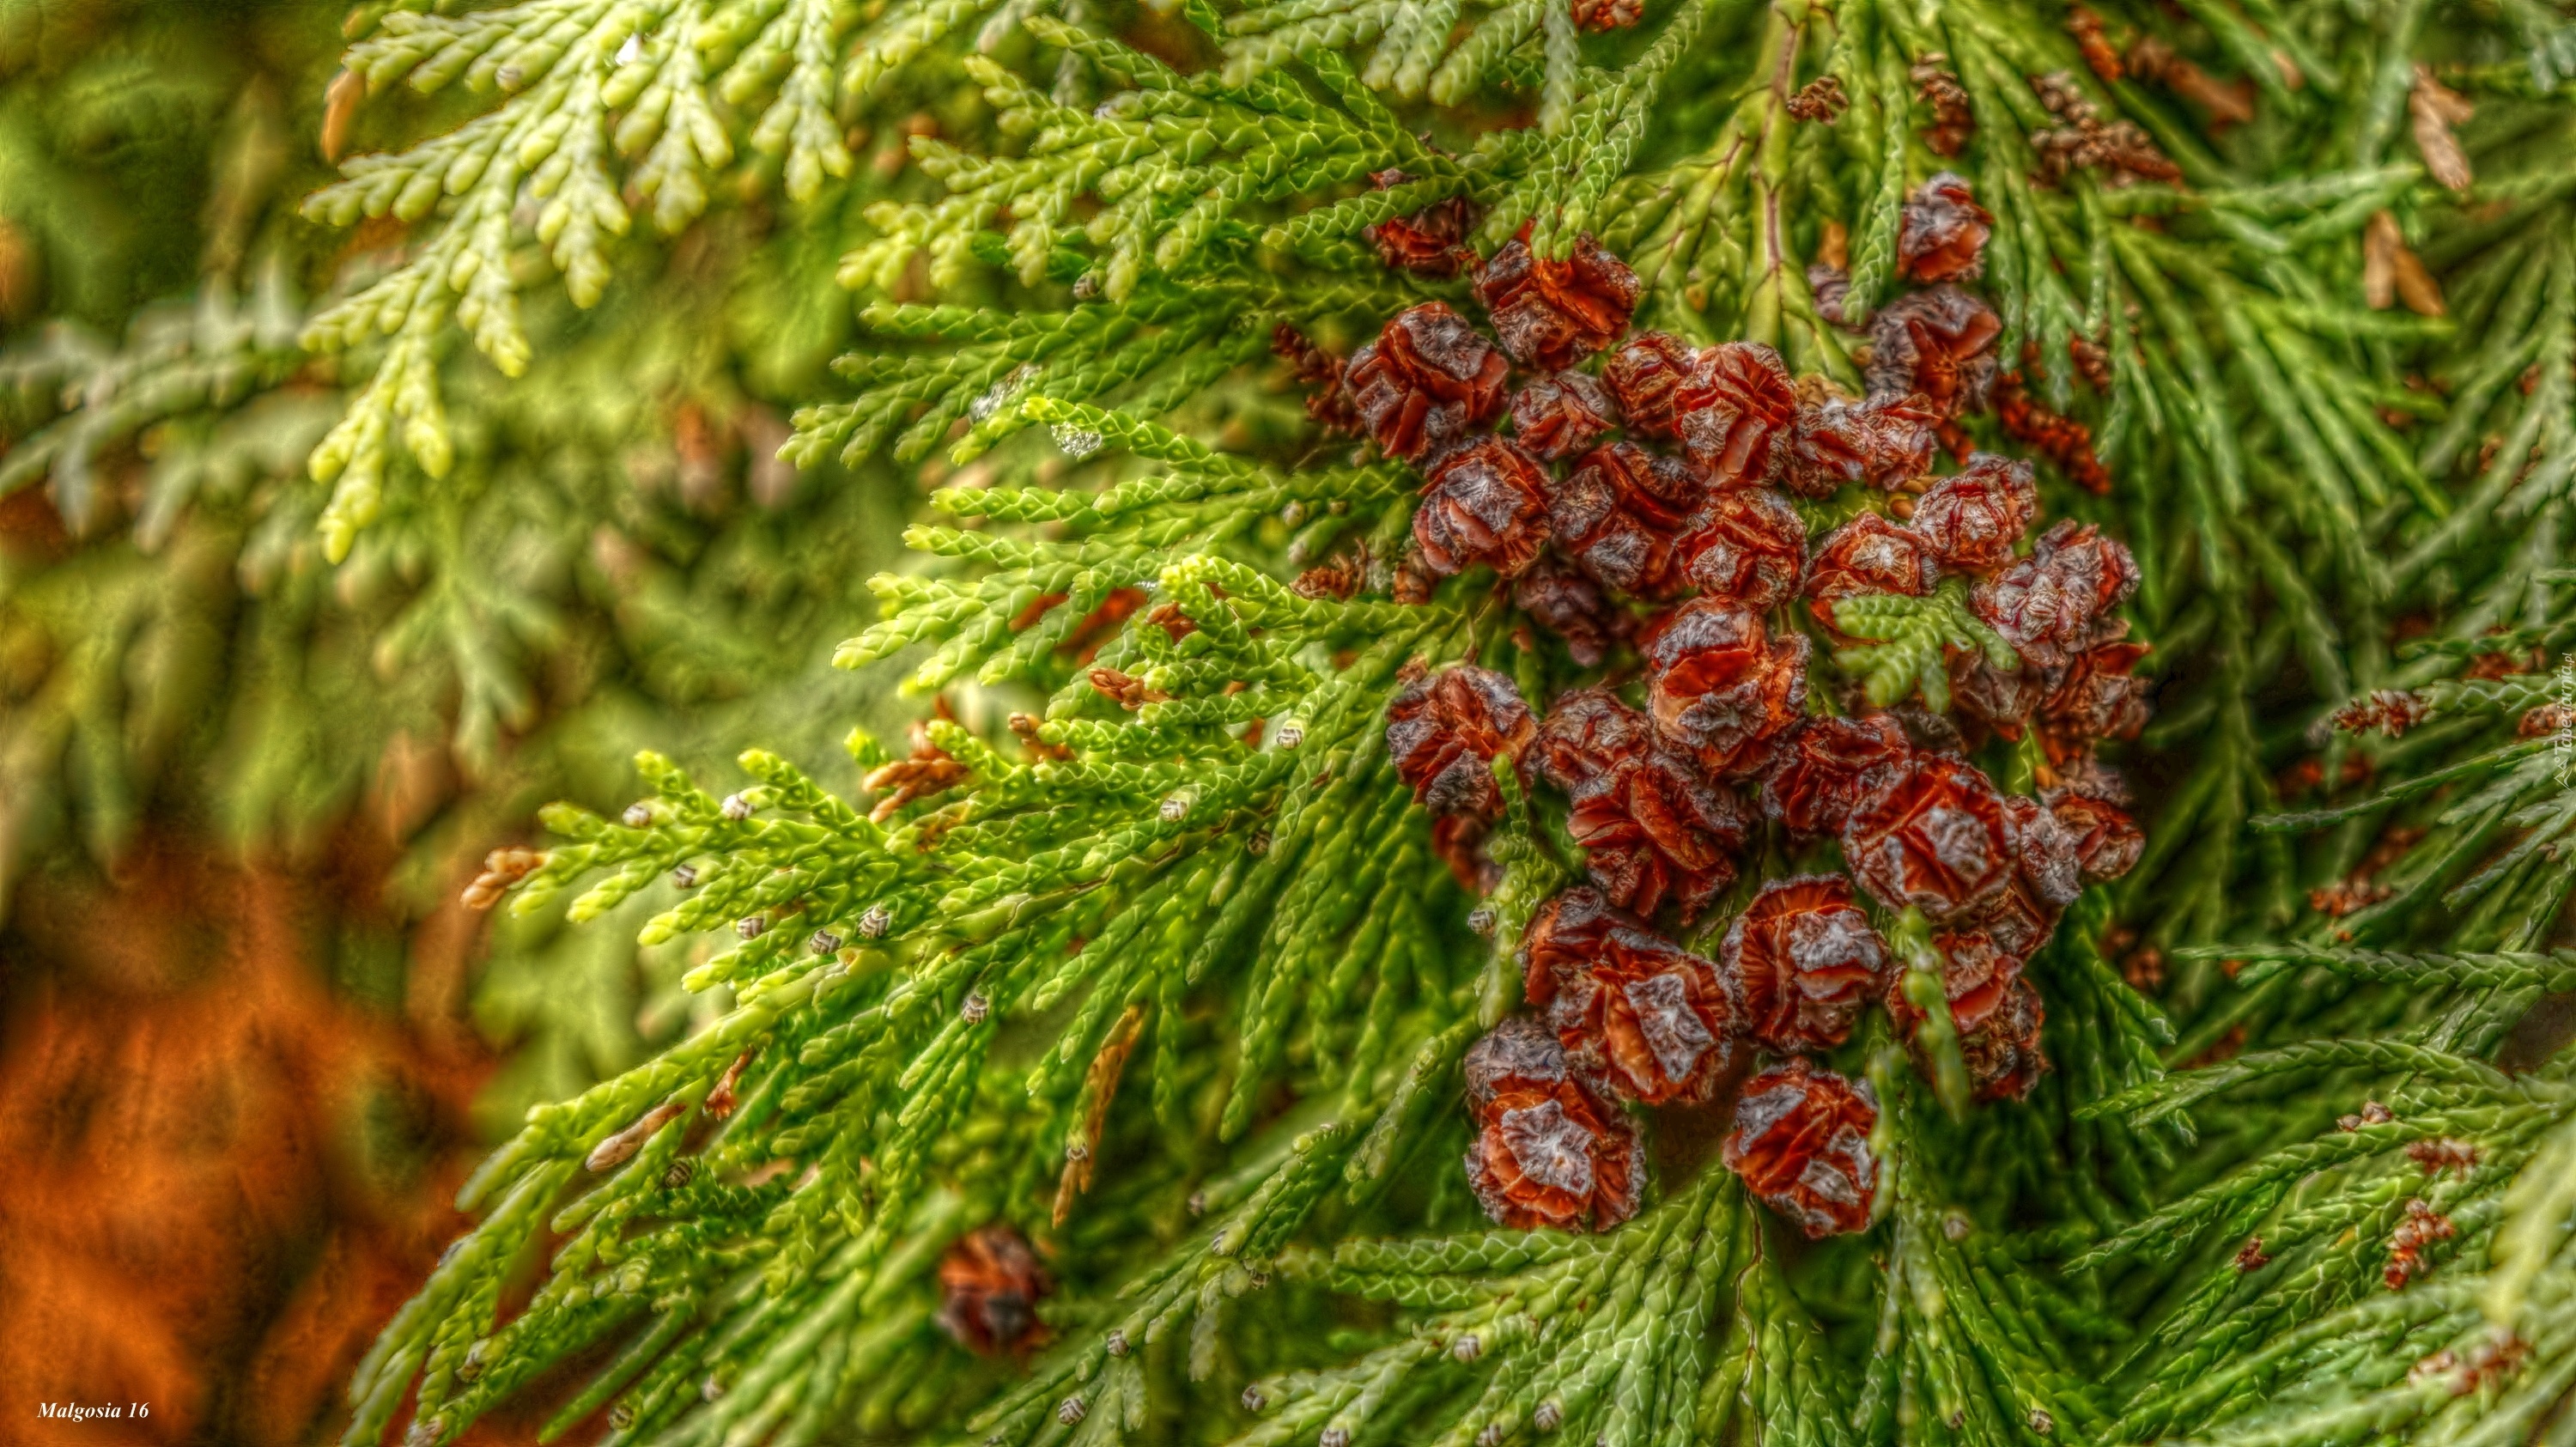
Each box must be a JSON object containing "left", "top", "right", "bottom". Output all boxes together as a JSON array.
[{"left": 0, "top": 0, "right": 997, "bottom": 1440}]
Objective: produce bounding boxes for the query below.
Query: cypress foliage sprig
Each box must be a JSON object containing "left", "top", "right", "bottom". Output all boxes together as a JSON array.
[{"left": 270, "top": 1, "right": 2576, "bottom": 1445}]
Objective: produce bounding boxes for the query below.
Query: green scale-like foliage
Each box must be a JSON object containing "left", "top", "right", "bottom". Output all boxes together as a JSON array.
[{"left": 23, "top": 0, "right": 2565, "bottom": 1444}]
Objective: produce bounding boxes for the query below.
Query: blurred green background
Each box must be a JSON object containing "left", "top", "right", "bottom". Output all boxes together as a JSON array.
[{"left": 0, "top": 1, "right": 965, "bottom": 1438}]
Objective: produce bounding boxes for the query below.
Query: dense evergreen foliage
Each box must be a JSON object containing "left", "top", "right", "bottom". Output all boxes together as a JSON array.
[{"left": 9, "top": 2, "right": 2576, "bottom": 1446}]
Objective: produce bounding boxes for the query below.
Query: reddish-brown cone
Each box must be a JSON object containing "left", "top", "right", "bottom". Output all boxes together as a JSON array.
[
  {"left": 1911, "top": 455, "right": 2038, "bottom": 569},
  {"left": 1868, "top": 287, "right": 2003, "bottom": 418},
  {"left": 1571, "top": 0, "right": 1644, "bottom": 29},
  {"left": 2008, "top": 793, "right": 2084, "bottom": 915},
  {"left": 1512, "top": 370, "right": 1622, "bottom": 462},
  {"left": 1723, "top": 1058, "right": 1880, "bottom": 1237},
  {"left": 1536, "top": 695, "right": 1753, "bottom": 922},
  {"left": 1809, "top": 262, "right": 1856, "bottom": 328},
  {"left": 1783, "top": 399, "right": 1870, "bottom": 498},
  {"left": 938, "top": 1225, "right": 1053, "bottom": 1357},
  {"left": 1644, "top": 600, "right": 1813, "bottom": 779},
  {"left": 1674, "top": 342, "right": 1799, "bottom": 487},
  {"left": 1719, "top": 874, "right": 1890, "bottom": 1050},
  {"left": 1565, "top": 754, "right": 1752, "bottom": 923},
  {"left": 1759, "top": 714, "right": 1911, "bottom": 836},
  {"left": 1784, "top": 395, "right": 1942, "bottom": 496},
  {"left": 1971, "top": 520, "right": 2141, "bottom": 668},
  {"left": 1462, "top": 1018, "right": 1643, "bottom": 1231},
  {"left": 1416, "top": 437, "right": 1553, "bottom": 578},
  {"left": 1602, "top": 331, "right": 1698, "bottom": 439},
  {"left": 1678, "top": 487, "right": 1807, "bottom": 609},
  {"left": 1432, "top": 813, "right": 1502, "bottom": 895},
  {"left": 1363, "top": 173, "right": 1483, "bottom": 277},
  {"left": 1552, "top": 442, "right": 1706, "bottom": 597},
  {"left": 1529, "top": 685, "right": 1646, "bottom": 781},
  {"left": 1898, "top": 173, "right": 1994, "bottom": 283},
  {"left": 1513, "top": 556, "right": 1625, "bottom": 666},
  {"left": 1901, "top": 928, "right": 2026, "bottom": 1038},
  {"left": 1523, "top": 888, "right": 1740, "bottom": 1103},
  {"left": 1892, "top": 956, "right": 2050, "bottom": 1100},
  {"left": 1272, "top": 325, "right": 1360, "bottom": 434},
  {"left": 1844, "top": 751, "right": 2018, "bottom": 922},
  {"left": 1963, "top": 866, "right": 2068, "bottom": 965},
  {"left": 1805, "top": 512, "right": 1941, "bottom": 611},
  {"left": 2048, "top": 787, "right": 2144, "bottom": 883},
  {"left": 1345, "top": 302, "right": 1511, "bottom": 463},
  {"left": 1387, "top": 665, "right": 1537, "bottom": 824},
  {"left": 2038, "top": 638, "right": 2154, "bottom": 763},
  {"left": 1947, "top": 648, "right": 2044, "bottom": 739},
  {"left": 1959, "top": 977, "right": 2048, "bottom": 1099},
  {"left": 1473, "top": 234, "right": 1641, "bottom": 371},
  {"left": 1914, "top": 791, "right": 2077, "bottom": 986}
]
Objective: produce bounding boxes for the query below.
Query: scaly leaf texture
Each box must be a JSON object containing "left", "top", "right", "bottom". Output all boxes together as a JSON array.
[{"left": 314, "top": 1, "right": 2576, "bottom": 1446}]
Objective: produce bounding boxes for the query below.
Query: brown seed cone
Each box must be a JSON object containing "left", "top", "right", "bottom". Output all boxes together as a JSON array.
[
  {"left": 1784, "top": 394, "right": 1943, "bottom": 496},
  {"left": 1783, "top": 398, "right": 1871, "bottom": 498},
  {"left": 1551, "top": 441, "right": 1706, "bottom": 597},
  {"left": 1416, "top": 437, "right": 1553, "bottom": 579},
  {"left": 1843, "top": 751, "right": 2018, "bottom": 922},
  {"left": 2037, "top": 638, "right": 2154, "bottom": 763},
  {"left": 938, "top": 1225, "right": 1054, "bottom": 1357},
  {"left": 1723, "top": 1058, "right": 1880, "bottom": 1237},
  {"left": 1959, "top": 977, "right": 2048, "bottom": 1100},
  {"left": 1522, "top": 888, "right": 1741, "bottom": 1104},
  {"left": 1674, "top": 341, "right": 1799, "bottom": 487},
  {"left": 1387, "top": 664, "right": 1537, "bottom": 824},
  {"left": 1891, "top": 955, "right": 2049, "bottom": 1100},
  {"left": 1513, "top": 556, "right": 1625, "bottom": 667},
  {"left": 1462, "top": 1018, "right": 1643, "bottom": 1231},
  {"left": 2047, "top": 788, "right": 2144, "bottom": 883},
  {"left": 1947, "top": 648, "right": 2044, "bottom": 740},
  {"left": 1432, "top": 812, "right": 1503, "bottom": 896},
  {"left": 1809, "top": 263, "right": 1856, "bottom": 329},
  {"left": 1570, "top": 0, "right": 1644, "bottom": 30},
  {"left": 1271, "top": 325, "right": 1361, "bottom": 434},
  {"left": 1677, "top": 487, "right": 1807, "bottom": 609},
  {"left": 1643, "top": 599, "right": 1813, "bottom": 780},
  {"left": 2007, "top": 792, "right": 2085, "bottom": 914},
  {"left": 1363, "top": 174, "right": 1483, "bottom": 277},
  {"left": 1718, "top": 873, "right": 1891, "bottom": 1051},
  {"left": 1366, "top": 214, "right": 1478, "bottom": 278},
  {"left": 1601, "top": 331, "right": 1698, "bottom": 439},
  {"left": 1899, "top": 172, "right": 1994, "bottom": 283},
  {"left": 1976, "top": 870, "right": 2066, "bottom": 965},
  {"left": 1511, "top": 369, "right": 1622, "bottom": 462},
  {"left": 1568, "top": 773, "right": 1749, "bottom": 926},
  {"left": 1805, "top": 512, "right": 1941, "bottom": 614},
  {"left": 1531, "top": 686, "right": 1652, "bottom": 791},
  {"left": 1971, "top": 520, "right": 2141, "bottom": 669},
  {"left": 1911, "top": 454, "right": 2038, "bottom": 569},
  {"left": 1473, "top": 234, "right": 1641, "bottom": 371},
  {"left": 1901, "top": 927, "right": 2027, "bottom": 1040},
  {"left": 1345, "top": 301, "right": 1511, "bottom": 463},
  {"left": 1913, "top": 59, "right": 1976, "bottom": 156},
  {"left": 1530, "top": 690, "right": 1721, "bottom": 897},
  {"left": 1759, "top": 714, "right": 1911, "bottom": 837},
  {"left": 1867, "top": 286, "right": 2002, "bottom": 418}
]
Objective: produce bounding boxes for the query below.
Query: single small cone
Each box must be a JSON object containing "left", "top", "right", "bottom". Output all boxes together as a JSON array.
[
  {"left": 2364, "top": 211, "right": 2445, "bottom": 316},
  {"left": 2409, "top": 64, "right": 2475, "bottom": 193}
]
